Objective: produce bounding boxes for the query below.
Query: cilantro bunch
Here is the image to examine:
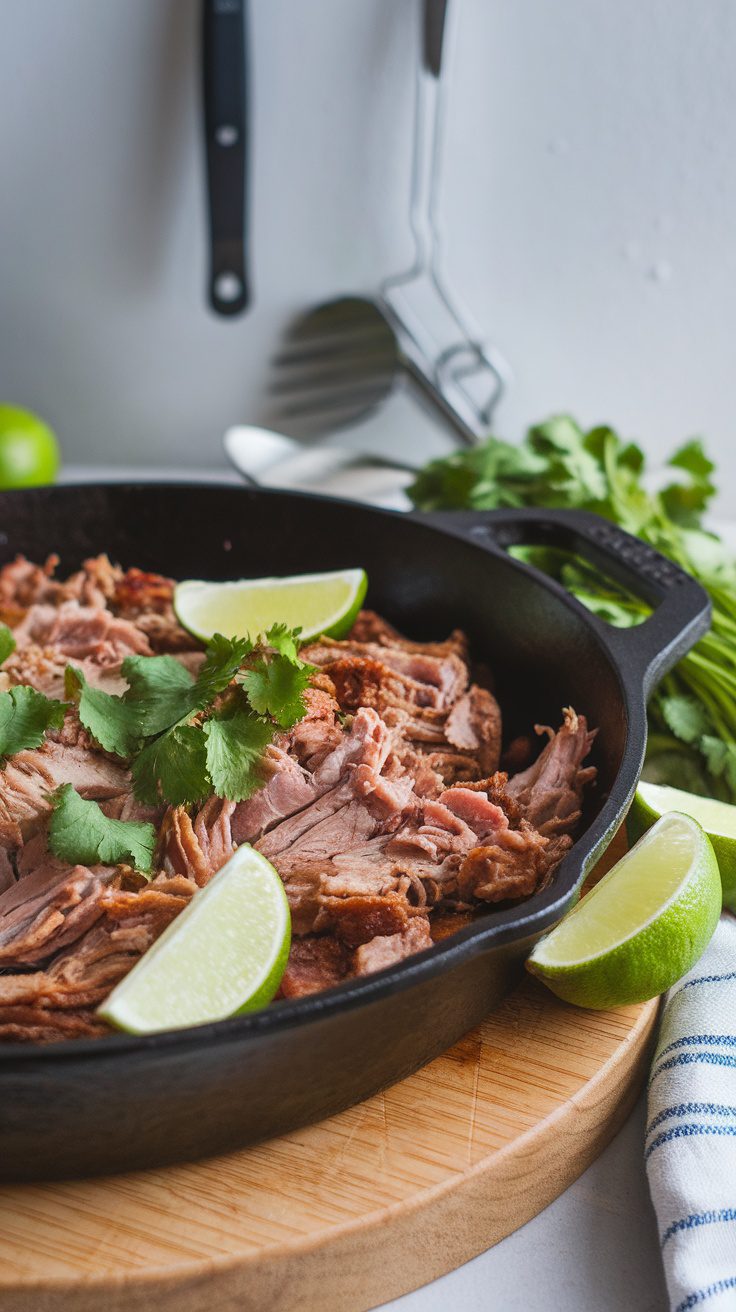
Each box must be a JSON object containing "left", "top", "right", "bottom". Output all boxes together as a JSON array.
[
  {"left": 66, "top": 624, "right": 313, "bottom": 807},
  {"left": 410, "top": 415, "right": 736, "bottom": 802},
  {"left": 0, "top": 621, "right": 313, "bottom": 876}
]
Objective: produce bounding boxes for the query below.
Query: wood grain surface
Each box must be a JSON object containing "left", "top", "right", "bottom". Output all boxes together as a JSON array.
[{"left": 0, "top": 830, "right": 658, "bottom": 1312}]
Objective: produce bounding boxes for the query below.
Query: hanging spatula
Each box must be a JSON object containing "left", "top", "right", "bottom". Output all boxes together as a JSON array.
[
  {"left": 202, "top": 0, "right": 250, "bottom": 315},
  {"left": 269, "top": 0, "right": 509, "bottom": 444}
]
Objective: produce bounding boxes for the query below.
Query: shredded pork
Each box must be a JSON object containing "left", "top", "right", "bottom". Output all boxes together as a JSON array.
[{"left": 0, "top": 553, "right": 598, "bottom": 1041}]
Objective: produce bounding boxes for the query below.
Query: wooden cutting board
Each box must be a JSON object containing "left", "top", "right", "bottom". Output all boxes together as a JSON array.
[{"left": 0, "top": 831, "right": 658, "bottom": 1312}]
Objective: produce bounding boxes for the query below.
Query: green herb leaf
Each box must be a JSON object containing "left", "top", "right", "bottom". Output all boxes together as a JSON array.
[
  {"left": 0, "top": 686, "right": 66, "bottom": 760},
  {"left": 700, "top": 737, "right": 736, "bottom": 796},
  {"left": 659, "top": 694, "right": 710, "bottom": 745},
  {"left": 131, "top": 724, "right": 210, "bottom": 807},
  {"left": 48, "top": 784, "right": 156, "bottom": 874},
  {"left": 263, "top": 622, "right": 302, "bottom": 664},
  {"left": 241, "top": 655, "right": 313, "bottom": 728},
  {"left": 0, "top": 625, "right": 15, "bottom": 665},
  {"left": 204, "top": 710, "right": 273, "bottom": 802},
  {"left": 120, "top": 653, "right": 197, "bottom": 736},
  {"left": 66, "top": 666, "right": 143, "bottom": 757},
  {"left": 192, "top": 634, "right": 253, "bottom": 705}
]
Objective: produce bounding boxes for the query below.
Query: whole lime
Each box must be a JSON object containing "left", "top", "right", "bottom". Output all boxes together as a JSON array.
[{"left": 0, "top": 405, "right": 60, "bottom": 489}]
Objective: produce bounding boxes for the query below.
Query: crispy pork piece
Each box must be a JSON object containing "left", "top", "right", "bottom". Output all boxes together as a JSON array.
[
  {"left": 0, "top": 856, "right": 117, "bottom": 967},
  {"left": 353, "top": 917, "right": 433, "bottom": 975},
  {"left": 0, "top": 737, "right": 131, "bottom": 848},
  {"left": 3, "top": 645, "right": 131, "bottom": 699},
  {"left": 303, "top": 645, "right": 466, "bottom": 712},
  {"left": 279, "top": 935, "right": 352, "bottom": 999},
  {"left": 304, "top": 619, "right": 504, "bottom": 789},
  {"left": 444, "top": 685, "right": 502, "bottom": 775},
  {"left": 348, "top": 610, "right": 468, "bottom": 662},
  {"left": 12, "top": 601, "right": 152, "bottom": 665},
  {"left": 0, "top": 554, "right": 63, "bottom": 611},
  {"left": 505, "top": 706, "right": 597, "bottom": 838},
  {"left": 112, "top": 568, "right": 200, "bottom": 652},
  {"left": 0, "top": 873, "right": 197, "bottom": 1042},
  {"left": 233, "top": 706, "right": 404, "bottom": 845}
]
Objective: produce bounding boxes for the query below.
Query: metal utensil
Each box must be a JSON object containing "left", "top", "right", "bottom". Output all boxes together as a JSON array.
[
  {"left": 270, "top": 0, "right": 510, "bottom": 444},
  {"left": 202, "top": 0, "right": 250, "bottom": 315},
  {"left": 223, "top": 424, "right": 415, "bottom": 509}
]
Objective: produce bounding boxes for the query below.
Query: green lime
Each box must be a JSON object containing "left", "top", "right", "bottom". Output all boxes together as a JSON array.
[
  {"left": 526, "top": 813, "right": 721, "bottom": 1009},
  {"left": 174, "top": 567, "right": 367, "bottom": 643},
  {"left": 630, "top": 780, "right": 736, "bottom": 912},
  {"left": 98, "top": 845, "right": 291, "bottom": 1035},
  {"left": 0, "top": 405, "right": 60, "bottom": 489}
]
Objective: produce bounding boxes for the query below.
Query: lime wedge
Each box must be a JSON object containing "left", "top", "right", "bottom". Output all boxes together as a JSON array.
[
  {"left": 174, "top": 568, "right": 367, "bottom": 644},
  {"left": 98, "top": 846, "right": 291, "bottom": 1035},
  {"left": 527, "top": 813, "right": 721, "bottom": 1009},
  {"left": 630, "top": 780, "right": 736, "bottom": 912}
]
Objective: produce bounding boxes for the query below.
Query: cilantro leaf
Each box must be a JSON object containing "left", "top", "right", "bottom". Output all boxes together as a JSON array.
[
  {"left": 529, "top": 417, "right": 610, "bottom": 506},
  {"left": 0, "top": 686, "right": 66, "bottom": 760},
  {"left": 66, "top": 666, "right": 143, "bottom": 757},
  {"left": 48, "top": 781, "right": 155, "bottom": 876},
  {"left": 120, "top": 653, "right": 197, "bottom": 736},
  {"left": 700, "top": 737, "right": 736, "bottom": 796},
  {"left": 48, "top": 784, "right": 156, "bottom": 874},
  {"left": 661, "top": 439, "right": 716, "bottom": 528},
  {"left": 192, "top": 634, "right": 252, "bottom": 705},
  {"left": 0, "top": 625, "right": 15, "bottom": 665},
  {"left": 132, "top": 724, "right": 210, "bottom": 807},
  {"left": 668, "top": 438, "right": 715, "bottom": 481},
  {"left": 659, "top": 694, "right": 710, "bottom": 745},
  {"left": 204, "top": 710, "right": 273, "bottom": 802},
  {"left": 263, "top": 623, "right": 302, "bottom": 664},
  {"left": 241, "top": 654, "right": 313, "bottom": 728}
]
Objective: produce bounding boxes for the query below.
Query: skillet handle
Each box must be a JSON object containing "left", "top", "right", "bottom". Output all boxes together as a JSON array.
[{"left": 419, "top": 506, "right": 711, "bottom": 697}]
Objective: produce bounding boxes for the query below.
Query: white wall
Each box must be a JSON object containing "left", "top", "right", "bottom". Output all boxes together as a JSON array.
[{"left": 1, "top": 0, "right": 735, "bottom": 505}]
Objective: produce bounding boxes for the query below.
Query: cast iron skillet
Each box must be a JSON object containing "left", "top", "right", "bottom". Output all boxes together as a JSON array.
[{"left": 0, "top": 484, "right": 710, "bottom": 1180}]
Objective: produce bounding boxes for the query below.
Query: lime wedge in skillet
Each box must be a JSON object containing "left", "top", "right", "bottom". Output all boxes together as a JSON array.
[
  {"left": 98, "top": 846, "right": 291, "bottom": 1035},
  {"left": 526, "top": 813, "right": 721, "bottom": 1009},
  {"left": 629, "top": 780, "right": 736, "bottom": 912},
  {"left": 174, "top": 568, "right": 367, "bottom": 643}
]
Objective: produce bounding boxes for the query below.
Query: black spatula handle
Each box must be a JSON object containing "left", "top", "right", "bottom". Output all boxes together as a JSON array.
[
  {"left": 423, "top": 0, "right": 448, "bottom": 77},
  {"left": 203, "top": 0, "right": 249, "bottom": 316}
]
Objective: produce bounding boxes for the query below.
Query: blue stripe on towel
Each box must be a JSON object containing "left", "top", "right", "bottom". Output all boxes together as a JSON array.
[
  {"left": 679, "top": 971, "right": 736, "bottom": 993},
  {"left": 658, "top": 1035, "right": 736, "bottom": 1060},
  {"left": 646, "top": 1123, "right": 736, "bottom": 1162},
  {"left": 665, "top": 972, "right": 736, "bottom": 1014},
  {"left": 647, "top": 1103, "right": 736, "bottom": 1138},
  {"left": 650, "top": 1051, "right": 736, "bottom": 1088},
  {"left": 662, "top": 1209, "right": 736, "bottom": 1250},
  {"left": 675, "top": 1276, "right": 736, "bottom": 1311}
]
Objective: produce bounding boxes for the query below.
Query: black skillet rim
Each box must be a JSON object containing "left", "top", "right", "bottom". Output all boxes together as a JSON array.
[{"left": 0, "top": 482, "right": 645, "bottom": 1064}]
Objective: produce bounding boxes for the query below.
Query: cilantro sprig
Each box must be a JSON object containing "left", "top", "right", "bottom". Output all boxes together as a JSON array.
[
  {"left": 0, "top": 685, "right": 66, "bottom": 762},
  {"left": 68, "top": 626, "right": 313, "bottom": 806},
  {"left": 48, "top": 785, "right": 156, "bottom": 874},
  {"left": 409, "top": 415, "right": 736, "bottom": 802}
]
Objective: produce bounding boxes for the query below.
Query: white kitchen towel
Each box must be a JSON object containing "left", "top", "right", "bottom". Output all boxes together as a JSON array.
[{"left": 647, "top": 915, "right": 736, "bottom": 1312}]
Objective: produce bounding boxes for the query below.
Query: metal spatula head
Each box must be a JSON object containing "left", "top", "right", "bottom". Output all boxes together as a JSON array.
[{"left": 270, "top": 297, "right": 399, "bottom": 439}]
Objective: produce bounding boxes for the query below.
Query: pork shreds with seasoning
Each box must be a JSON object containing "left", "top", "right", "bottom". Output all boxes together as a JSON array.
[{"left": 0, "top": 554, "right": 597, "bottom": 1043}]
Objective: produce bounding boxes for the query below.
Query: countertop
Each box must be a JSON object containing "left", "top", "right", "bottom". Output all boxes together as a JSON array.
[{"left": 58, "top": 464, "right": 669, "bottom": 1311}]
